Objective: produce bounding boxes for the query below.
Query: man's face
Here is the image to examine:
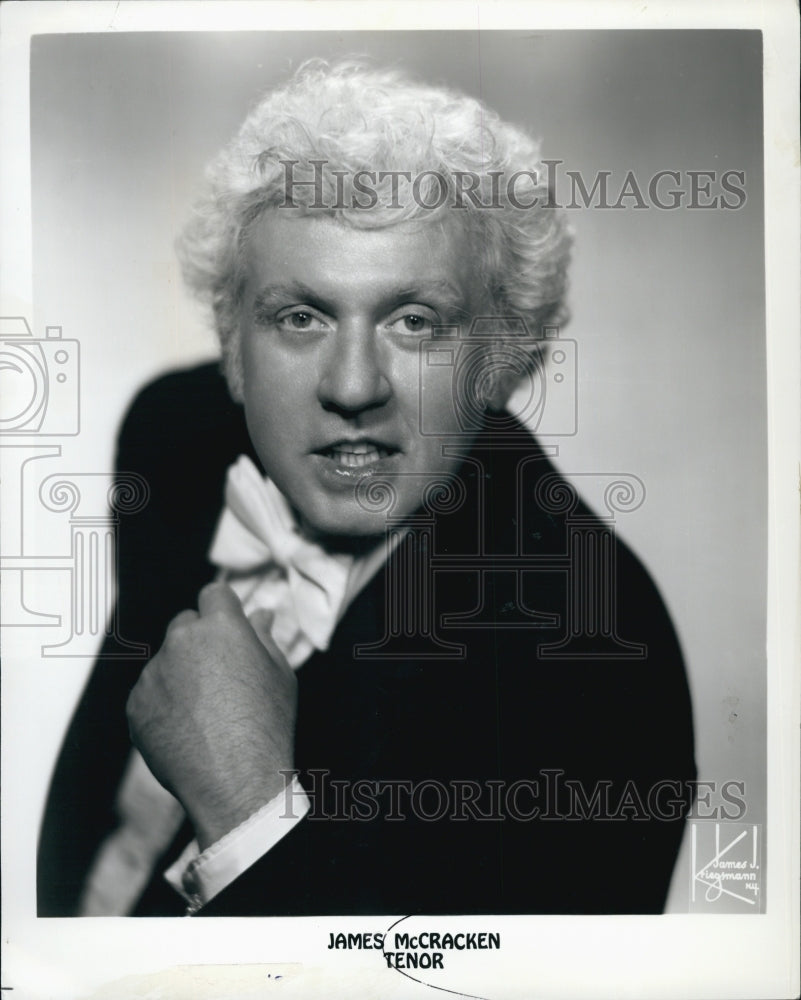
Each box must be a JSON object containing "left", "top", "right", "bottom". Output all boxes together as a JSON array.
[{"left": 239, "top": 210, "right": 484, "bottom": 544}]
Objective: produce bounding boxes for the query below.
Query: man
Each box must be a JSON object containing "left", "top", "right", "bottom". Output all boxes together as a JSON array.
[{"left": 38, "top": 58, "right": 695, "bottom": 917}]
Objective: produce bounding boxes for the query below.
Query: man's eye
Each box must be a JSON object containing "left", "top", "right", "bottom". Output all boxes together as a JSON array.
[
  {"left": 388, "top": 313, "right": 434, "bottom": 335},
  {"left": 276, "top": 310, "right": 327, "bottom": 332}
]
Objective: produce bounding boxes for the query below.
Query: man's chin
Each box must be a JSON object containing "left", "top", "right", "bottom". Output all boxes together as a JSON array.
[{"left": 295, "top": 503, "right": 396, "bottom": 554}]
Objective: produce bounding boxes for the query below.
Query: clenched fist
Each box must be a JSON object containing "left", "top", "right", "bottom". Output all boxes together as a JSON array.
[{"left": 126, "top": 582, "right": 297, "bottom": 851}]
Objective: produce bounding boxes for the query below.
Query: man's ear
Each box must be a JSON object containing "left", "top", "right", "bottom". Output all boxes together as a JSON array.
[
  {"left": 481, "top": 345, "right": 544, "bottom": 413},
  {"left": 222, "top": 337, "right": 246, "bottom": 404},
  {"left": 484, "top": 371, "right": 513, "bottom": 413}
]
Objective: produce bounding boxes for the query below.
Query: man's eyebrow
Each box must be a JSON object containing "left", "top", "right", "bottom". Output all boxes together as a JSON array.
[
  {"left": 393, "top": 281, "right": 472, "bottom": 314},
  {"left": 251, "top": 283, "right": 321, "bottom": 312},
  {"left": 251, "top": 279, "right": 474, "bottom": 318}
]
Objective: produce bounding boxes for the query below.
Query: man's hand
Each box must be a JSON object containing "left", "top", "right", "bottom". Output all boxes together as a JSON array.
[{"left": 126, "top": 582, "right": 297, "bottom": 851}]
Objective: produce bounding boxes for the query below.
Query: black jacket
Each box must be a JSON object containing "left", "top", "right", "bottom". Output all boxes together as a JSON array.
[{"left": 38, "top": 363, "right": 696, "bottom": 917}]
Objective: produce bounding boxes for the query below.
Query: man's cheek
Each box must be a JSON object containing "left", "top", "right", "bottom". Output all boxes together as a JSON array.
[{"left": 244, "top": 387, "right": 288, "bottom": 444}]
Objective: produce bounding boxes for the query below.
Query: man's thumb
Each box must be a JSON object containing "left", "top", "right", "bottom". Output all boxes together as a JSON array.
[{"left": 248, "top": 607, "right": 275, "bottom": 647}]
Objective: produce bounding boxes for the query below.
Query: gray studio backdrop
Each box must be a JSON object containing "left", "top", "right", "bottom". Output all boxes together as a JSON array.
[{"left": 29, "top": 30, "right": 765, "bottom": 912}]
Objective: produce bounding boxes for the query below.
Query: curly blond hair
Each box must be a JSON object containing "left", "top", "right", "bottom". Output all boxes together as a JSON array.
[{"left": 177, "top": 58, "right": 572, "bottom": 400}]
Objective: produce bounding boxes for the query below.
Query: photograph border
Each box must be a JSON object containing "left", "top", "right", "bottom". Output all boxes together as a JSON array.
[{"left": 1, "top": 3, "right": 798, "bottom": 998}]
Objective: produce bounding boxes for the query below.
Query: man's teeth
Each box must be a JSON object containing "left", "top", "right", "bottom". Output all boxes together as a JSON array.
[{"left": 327, "top": 443, "right": 389, "bottom": 467}]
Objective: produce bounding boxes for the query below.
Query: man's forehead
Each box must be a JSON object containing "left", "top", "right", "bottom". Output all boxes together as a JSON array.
[{"left": 244, "top": 209, "right": 482, "bottom": 311}]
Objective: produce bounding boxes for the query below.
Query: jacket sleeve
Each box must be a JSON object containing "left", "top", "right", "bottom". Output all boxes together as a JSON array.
[{"left": 36, "top": 363, "right": 250, "bottom": 915}]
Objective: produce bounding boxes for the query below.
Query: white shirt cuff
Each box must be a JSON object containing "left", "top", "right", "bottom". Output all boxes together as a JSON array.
[{"left": 163, "top": 776, "right": 310, "bottom": 914}]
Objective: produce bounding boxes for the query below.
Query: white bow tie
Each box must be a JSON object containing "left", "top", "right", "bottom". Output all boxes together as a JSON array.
[{"left": 208, "top": 455, "right": 354, "bottom": 668}]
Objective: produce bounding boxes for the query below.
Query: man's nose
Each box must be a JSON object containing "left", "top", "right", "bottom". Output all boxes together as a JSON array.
[{"left": 317, "top": 321, "right": 392, "bottom": 414}]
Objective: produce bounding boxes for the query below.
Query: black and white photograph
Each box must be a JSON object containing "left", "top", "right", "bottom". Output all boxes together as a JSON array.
[{"left": 1, "top": 2, "right": 798, "bottom": 998}]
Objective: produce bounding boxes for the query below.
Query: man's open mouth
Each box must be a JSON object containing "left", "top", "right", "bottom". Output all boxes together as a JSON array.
[{"left": 318, "top": 441, "right": 398, "bottom": 468}]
